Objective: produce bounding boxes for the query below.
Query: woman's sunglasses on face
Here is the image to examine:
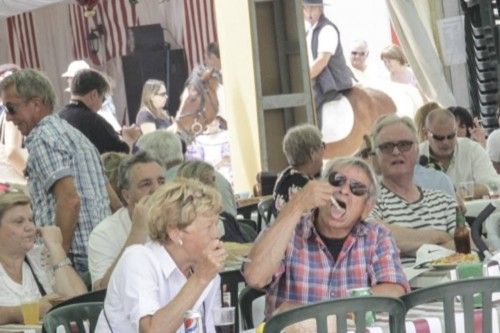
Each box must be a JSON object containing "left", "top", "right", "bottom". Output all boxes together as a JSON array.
[
  {"left": 328, "top": 172, "right": 369, "bottom": 197},
  {"left": 377, "top": 140, "right": 414, "bottom": 155}
]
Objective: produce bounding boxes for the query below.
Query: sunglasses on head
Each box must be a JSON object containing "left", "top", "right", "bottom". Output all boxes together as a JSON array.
[
  {"left": 377, "top": 140, "right": 414, "bottom": 155},
  {"left": 351, "top": 51, "right": 366, "bottom": 56},
  {"left": 429, "top": 132, "right": 456, "bottom": 142},
  {"left": 328, "top": 171, "right": 369, "bottom": 197}
]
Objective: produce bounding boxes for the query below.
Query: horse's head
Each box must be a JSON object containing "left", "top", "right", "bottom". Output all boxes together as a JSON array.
[{"left": 175, "top": 65, "right": 220, "bottom": 142}]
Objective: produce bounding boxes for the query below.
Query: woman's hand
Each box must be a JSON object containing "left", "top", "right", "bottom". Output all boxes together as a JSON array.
[
  {"left": 39, "top": 226, "right": 67, "bottom": 265},
  {"left": 470, "top": 117, "right": 486, "bottom": 147},
  {"left": 39, "top": 226, "right": 63, "bottom": 251},
  {"left": 193, "top": 239, "right": 227, "bottom": 284},
  {"left": 39, "top": 293, "right": 64, "bottom": 317}
]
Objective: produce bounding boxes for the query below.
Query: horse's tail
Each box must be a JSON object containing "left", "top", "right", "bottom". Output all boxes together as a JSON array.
[{"left": 323, "top": 85, "right": 396, "bottom": 159}]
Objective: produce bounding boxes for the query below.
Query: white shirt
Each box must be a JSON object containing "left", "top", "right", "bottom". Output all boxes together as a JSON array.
[
  {"left": 88, "top": 207, "right": 132, "bottom": 285},
  {"left": 306, "top": 21, "right": 338, "bottom": 67},
  {"left": 0, "top": 246, "right": 54, "bottom": 306},
  {"left": 487, "top": 128, "right": 500, "bottom": 163},
  {"left": 419, "top": 137, "right": 500, "bottom": 186},
  {"left": 94, "top": 242, "right": 220, "bottom": 333}
]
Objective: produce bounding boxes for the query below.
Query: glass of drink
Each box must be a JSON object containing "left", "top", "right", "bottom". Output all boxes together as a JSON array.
[
  {"left": 486, "top": 181, "right": 500, "bottom": 200},
  {"left": 458, "top": 181, "right": 475, "bottom": 201},
  {"left": 20, "top": 293, "right": 40, "bottom": 325},
  {"left": 212, "top": 307, "right": 235, "bottom": 333}
]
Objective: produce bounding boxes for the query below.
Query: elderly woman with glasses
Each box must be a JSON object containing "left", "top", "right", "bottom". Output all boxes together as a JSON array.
[
  {"left": 0, "top": 184, "right": 86, "bottom": 324},
  {"left": 95, "top": 178, "right": 226, "bottom": 333},
  {"left": 368, "top": 114, "right": 457, "bottom": 265},
  {"left": 273, "top": 124, "right": 325, "bottom": 215},
  {"left": 245, "top": 157, "right": 408, "bottom": 318},
  {"left": 135, "top": 79, "right": 173, "bottom": 134}
]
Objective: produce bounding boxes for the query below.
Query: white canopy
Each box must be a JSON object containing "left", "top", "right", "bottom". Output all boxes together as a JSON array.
[{"left": 0, "top": 0, "right": 71, "bottom": 19}]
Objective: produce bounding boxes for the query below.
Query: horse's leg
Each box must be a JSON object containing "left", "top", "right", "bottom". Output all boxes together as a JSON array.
[{"left": 323, "top": 86, "right": 396, "bottom": 159}]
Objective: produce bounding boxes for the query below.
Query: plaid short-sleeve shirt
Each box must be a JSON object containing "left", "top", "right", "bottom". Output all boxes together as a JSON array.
[
  {"left": 264, "top": 214, "right": 409, "bottom": 318},
  {"left": 25, "top": 115, "right": 111, "bottom": 257}
]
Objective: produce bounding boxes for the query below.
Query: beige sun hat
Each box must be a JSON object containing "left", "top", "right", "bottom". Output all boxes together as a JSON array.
[{"left": 61, "top": 60, "right": 90, "bottom": 78}]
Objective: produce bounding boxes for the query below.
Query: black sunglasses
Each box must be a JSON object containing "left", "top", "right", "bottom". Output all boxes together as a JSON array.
[
  {"left": 429, "top": 132, "right": 456, "bottom": 142},
  {"left": 328, "top": 172, "right": 369, "bottom": 197},
  {"left": 351, "top": 51, "right": 366, "bottom": 56},
  {"left": 377, "top": 140, "right": 414, "bottom": 155}
]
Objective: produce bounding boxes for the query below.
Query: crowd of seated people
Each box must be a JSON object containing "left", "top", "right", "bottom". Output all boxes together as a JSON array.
[{"left": 1, "top": 47, "right": 499, "bottom": 331}]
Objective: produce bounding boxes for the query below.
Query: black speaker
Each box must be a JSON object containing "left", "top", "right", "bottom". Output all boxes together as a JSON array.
[
  {"left": 165, "top": 48, "right": 188, "bottom": 116},
  {"left": 122, "top": 48, "right": 188, "bottom": 123},
  {"left": 127, "top": 24, "right": 165, "bottom": 53}
]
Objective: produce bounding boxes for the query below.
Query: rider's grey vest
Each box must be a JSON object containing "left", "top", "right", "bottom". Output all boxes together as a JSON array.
[{"left": 311, "top": 15, "right": 354, "bottom": 109}]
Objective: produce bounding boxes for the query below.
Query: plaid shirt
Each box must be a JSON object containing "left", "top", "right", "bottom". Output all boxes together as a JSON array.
[
  {"left": 25, "top": 115, "right": 111, "bottom": 257},
  {"left": 265, "top": 214, "right": 409, "bottom": 318}
]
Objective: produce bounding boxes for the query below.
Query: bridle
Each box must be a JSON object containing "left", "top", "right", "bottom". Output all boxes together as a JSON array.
[{"left": 174, "top": 66, "right": 219, "bottom": 143}]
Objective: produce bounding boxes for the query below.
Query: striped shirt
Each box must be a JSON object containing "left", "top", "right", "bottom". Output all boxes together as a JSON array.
[
  {"left": 264, "top": 214, "right": 409, "bottom": 318},
  {"left": 369, "top": 185, "right": 456, "bottom": 264},
  {"left": 25, "top": 115, "right": 111, "bottom": 258}
]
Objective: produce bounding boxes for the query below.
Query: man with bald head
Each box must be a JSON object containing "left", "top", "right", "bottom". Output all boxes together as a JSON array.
[
  {"left": 419, "top": 108, "right": 499, "bottom": 189},
  {"left": 349, "top": 40, "right": 369, "bottom": 78}
]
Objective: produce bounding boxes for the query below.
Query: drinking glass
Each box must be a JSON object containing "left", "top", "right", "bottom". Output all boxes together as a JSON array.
[
  {"left": 212, "top": 307, "right": 235, "bottom": 333},
  {"left": 20, "top": 293, "right": 40, "bottom": 325},
  {"left": 458, "top": 181, "right": 475, "bottom": 201}
]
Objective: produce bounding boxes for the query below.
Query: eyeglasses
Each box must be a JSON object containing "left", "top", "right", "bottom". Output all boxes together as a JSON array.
[
  {"left": 328, "top": 172, "right": 370, "bottom": 197},
  {"left": 351, "top": 51, "right": 366, "bottom": 56},
  {"left": 156, "top": 92, "right": 167, "bottom": 97},
  {"left": 428, "top": 132, "right": 456, "bottom": 142},
  {"left": 377, "top": 140, "right": 414, "bottom": 155}
]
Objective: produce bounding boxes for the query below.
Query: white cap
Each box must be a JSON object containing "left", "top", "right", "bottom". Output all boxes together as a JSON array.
[{"left": 61, "top": 60, "right": 90, "bottom": 78}]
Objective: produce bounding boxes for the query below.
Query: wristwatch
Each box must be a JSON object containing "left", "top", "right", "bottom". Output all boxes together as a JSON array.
[{"left": 53, "top": 257, "right": 72, "bottom": 271}]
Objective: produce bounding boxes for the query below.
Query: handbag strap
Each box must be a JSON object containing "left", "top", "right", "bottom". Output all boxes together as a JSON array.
[{"left": 24, "top": 257, "right": 47, "bottom": 296}]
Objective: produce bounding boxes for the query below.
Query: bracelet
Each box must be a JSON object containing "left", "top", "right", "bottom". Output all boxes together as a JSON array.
[{"left": 53, "top": 257, "right": 72, "bottom": 271}]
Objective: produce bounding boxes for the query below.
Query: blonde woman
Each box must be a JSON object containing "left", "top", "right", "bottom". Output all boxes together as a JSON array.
[
  {"left": 135, "top": 79, "right": 173, "bottom": 134},
  {"left": 95, "top": 178, "right": 226, "bottom": 333},
  {"left": 0, "top": 183, "right": 86, "bottom": 324}
]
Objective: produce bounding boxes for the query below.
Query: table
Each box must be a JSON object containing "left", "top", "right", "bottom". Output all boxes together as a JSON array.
[
  {"left": 236, "top": 195, "right": 273, "bottom": 220},
  {"left": 0, "top": 324, "right": 41, "bottom": 333}
]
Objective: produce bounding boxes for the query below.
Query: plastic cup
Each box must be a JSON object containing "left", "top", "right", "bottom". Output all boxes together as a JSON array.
[
  {"left": 212, "top": 307, "right": 235, "bottom": 333},
  {"left": 459, "top": 181, "right": 475, "bottom": 201},
  {"left": 20, "top": 294, "right": 39, "bottom": 325}
]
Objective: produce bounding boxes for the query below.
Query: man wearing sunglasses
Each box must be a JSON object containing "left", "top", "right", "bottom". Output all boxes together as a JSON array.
[
  {"left": 420, "top": 108, "right": 499, "bottom": 192},
  {"left": 369, "top": 115, "right": 457, "bottom": 265},
  {"left": 244, "top": 157, "right": 408, "bottom": 318},
  {"left": 0, "top": 69, "right": 113, "bottom": 275}
]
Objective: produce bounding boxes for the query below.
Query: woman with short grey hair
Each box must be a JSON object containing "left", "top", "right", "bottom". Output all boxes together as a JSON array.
[{"left": 274, "top": 124, "right": 325, "bottom": 214}]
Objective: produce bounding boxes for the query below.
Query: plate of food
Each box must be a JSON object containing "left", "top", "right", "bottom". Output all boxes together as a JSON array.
[{"left": 430, "top": 253, "right": 479, "bottom": 270}]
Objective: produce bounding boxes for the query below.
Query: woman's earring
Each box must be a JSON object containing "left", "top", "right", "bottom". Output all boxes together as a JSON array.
[{"left": 178, "top": 239, "right": 183, "bottom": 246}]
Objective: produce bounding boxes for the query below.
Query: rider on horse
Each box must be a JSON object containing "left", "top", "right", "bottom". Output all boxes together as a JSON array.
[{"left": 304, "top": 0, "right": 355, "bottom": 128}]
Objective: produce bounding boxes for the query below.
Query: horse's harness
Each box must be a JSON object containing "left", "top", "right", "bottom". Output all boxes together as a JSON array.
[{"left": 175, "top": 76, "right": 218, "bottom": 143}]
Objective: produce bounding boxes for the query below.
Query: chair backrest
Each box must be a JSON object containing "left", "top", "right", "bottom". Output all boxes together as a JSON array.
[
  {"left": 43, "top": 301, "right": 103, "bottom": 333},
  {"left": 401, "top": 277, "right": 500, "bottom": 333},
  {"left": 239, "top": 286, "right": 266, "bottom": 329},
  {"left": 263, "top": 296, "right": 405, "bottom": 333},
  {"left": 257, "top": 197, "right": 275, "bottom": 227},
  {"left": 49, "top": 289, "right": 107, "bottom": 313}
]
